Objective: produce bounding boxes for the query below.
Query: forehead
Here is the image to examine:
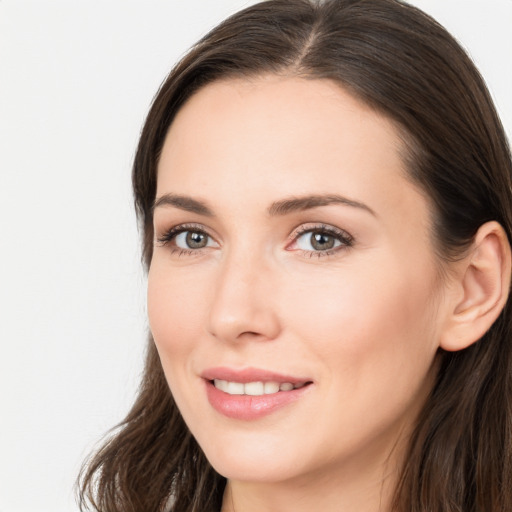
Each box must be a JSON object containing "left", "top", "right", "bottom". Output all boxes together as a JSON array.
[
  {"left": 157, "top": 75, "right": 428, "bottom": 227},
  {"left": 160, "top": 76, "right": 404, "bottom": 176}
]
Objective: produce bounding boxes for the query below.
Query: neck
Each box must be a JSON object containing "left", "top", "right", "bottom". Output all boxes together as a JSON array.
[{"left": 220, "top": 453, "right": 401, "bottom": 512}]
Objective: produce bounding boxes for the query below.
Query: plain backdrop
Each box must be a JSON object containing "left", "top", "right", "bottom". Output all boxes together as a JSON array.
[{"left": 0, "top": 1, "right": 510, "bottom": 511}]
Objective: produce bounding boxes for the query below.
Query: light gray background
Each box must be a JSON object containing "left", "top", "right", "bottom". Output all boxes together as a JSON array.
[{"left": 1, "top": 1, "right": 511, "bottom": 511}]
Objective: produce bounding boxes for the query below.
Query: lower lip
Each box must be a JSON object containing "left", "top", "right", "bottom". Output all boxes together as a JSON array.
[{"left": 205, "top": 380, "right": 311, "bottom": 420}]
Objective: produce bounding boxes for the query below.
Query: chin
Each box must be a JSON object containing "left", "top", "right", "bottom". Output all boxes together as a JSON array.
[
  {"left": 194, "top": 427, "right": 308, "bottom": 483},
  {"left": 208, "top": 454, "right": 305, "bottom": 484}
]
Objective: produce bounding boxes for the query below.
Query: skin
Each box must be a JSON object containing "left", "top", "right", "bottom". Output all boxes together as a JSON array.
[{"left": 148, "top": 76, "right": 458, "bottom": 511}]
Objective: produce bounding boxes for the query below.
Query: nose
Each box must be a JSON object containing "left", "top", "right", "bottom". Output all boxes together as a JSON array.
[{"left": 206, "top": 249, "right": 281, "bottom": 344}]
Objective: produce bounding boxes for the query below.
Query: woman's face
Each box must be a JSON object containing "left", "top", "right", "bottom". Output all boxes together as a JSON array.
[{"left": 149, "top": 76, "right": 448, "bottom": 486}]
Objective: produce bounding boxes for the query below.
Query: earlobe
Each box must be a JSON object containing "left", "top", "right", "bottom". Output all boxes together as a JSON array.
[{"left": 440, "top": 221, "right": 511, "bottom": 352}]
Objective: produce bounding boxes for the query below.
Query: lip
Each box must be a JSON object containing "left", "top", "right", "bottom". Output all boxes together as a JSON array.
[
  {"left": 201, "top": 366, "right": 310, "bottom": 384},
  {"left": 201, "top": 367, "right": 313, "bottom": 421}
]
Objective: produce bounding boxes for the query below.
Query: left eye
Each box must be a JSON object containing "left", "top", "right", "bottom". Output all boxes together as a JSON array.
[{"left": 295, "top": 229, "right": 347, "bottom": 252}]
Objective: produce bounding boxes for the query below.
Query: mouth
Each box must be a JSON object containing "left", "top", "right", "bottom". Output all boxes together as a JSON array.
[
  {"left": 211, "top": 379, "right": 309, "bottom": 396},
  {"left": 201, "top": 367, "right": 313, "bottom": 420}
]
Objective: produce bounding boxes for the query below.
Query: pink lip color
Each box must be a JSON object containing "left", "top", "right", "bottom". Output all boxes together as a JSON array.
[
  {"left": 201, "top": 366, "right": 310, "bottom": 384},
  {"left": 202, "top": 367, "right": 312, "bottom": 421}
]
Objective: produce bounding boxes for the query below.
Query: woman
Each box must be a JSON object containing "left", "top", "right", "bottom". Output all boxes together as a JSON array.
[{"left": 78, "top": 0, "right": 512, "bottom": 510}]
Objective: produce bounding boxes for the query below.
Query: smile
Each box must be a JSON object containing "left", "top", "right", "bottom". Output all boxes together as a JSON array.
[
  {"left": 213, "top": 379, "right": 307, "bottom": 396},
  {"left": 202, "top": 368, "right": 313, "bottom": 420}
]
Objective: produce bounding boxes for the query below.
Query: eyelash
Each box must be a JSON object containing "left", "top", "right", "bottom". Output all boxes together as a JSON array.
[
  {"left": 155, "top": 222, "right": 354, "bottom": 259},
  {"left": 156, "top": 223, "right": 210, "bottom": 258},
  {"left": 291, "top": 224, "right": 354, "bottom": 258}
]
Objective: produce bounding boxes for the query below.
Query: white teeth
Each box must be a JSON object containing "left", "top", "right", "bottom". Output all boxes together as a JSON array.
[
  {"left": 245, "top": 381, "right": 264, "bottom": 395},
  {"left": 264, "top": 381, "right": 280, "bottom": 394},
  {"left": 213, "top": 379, "right": 304, "bottom": 396},
  {"left": 226, "top": 381, "right": 244, "bottom": 395},
  {"left": 213, "top": 379, "right": 228, "bottom": 392}
]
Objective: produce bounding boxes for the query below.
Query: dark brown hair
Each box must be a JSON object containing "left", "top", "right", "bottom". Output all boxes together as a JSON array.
[{"left": 78, "top": 1, "right": 512, "bottom": 511}]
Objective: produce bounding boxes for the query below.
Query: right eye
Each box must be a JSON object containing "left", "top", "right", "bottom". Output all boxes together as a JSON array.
[
  {"left": 156, "top": 224, "right": 218, "bottom": 254},
  {"left": 174, "top": 230, "right": 213, "bottom": 249}
]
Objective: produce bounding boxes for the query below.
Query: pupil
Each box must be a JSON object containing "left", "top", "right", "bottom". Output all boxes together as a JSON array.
[
  {"left": 311, "top": 232, "right": 334, "bottom": 250},
  {"left": 186, "top": 231, "right": 207, "bottom": 249}
]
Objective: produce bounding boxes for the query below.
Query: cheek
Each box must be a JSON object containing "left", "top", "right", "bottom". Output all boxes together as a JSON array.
[
  {"left": 280, "top": 258, "right": 439, "bottom": 387},
  {"left": 147, "top": 260, "right": 209, "bottom": 358},
  {"left": 147, "top": 260, "right": 215, "bottom": 426},
  {"left": 277, "top": 260, "right": 440, "bottom": 454}
]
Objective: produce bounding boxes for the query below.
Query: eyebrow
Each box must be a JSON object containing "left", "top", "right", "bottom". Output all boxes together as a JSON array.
[
  {"left": 152, "top": 193, "right": 376, "bottom": 217},
  {"left": 268, "top": 194, "right": 376, "bottom": 217},
  {"left": 152, "top": 193, "right": 214, "bottom": 216}
]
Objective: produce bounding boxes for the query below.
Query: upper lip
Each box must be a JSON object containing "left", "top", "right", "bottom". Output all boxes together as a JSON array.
[{"left": 201, "top": 366, "right": 312, "bottom": 384}]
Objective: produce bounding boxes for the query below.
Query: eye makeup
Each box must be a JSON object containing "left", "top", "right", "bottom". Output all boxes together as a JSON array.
[
  {"left": 287, "top": 223, "right": 354, "bottom": 258},
  {"left": 155, "top": 221, "right": 354, "bottom": 260}
]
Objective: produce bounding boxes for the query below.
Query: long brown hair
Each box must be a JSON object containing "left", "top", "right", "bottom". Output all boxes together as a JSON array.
[{"left": 78, "top": 1, "right": 512, "bottom": 511}]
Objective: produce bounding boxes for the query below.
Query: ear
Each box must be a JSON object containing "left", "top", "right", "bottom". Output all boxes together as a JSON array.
[{"left": 440, "top": 221, "right": 511, "bottom": 352}]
